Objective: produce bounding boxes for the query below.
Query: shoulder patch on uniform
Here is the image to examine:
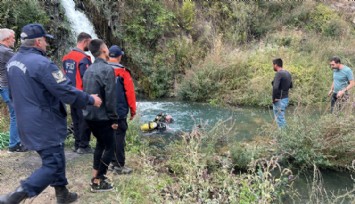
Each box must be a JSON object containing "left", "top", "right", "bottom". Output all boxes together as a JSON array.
[{"left": 52, "top": 70, "right": 66, "bottom": 83}]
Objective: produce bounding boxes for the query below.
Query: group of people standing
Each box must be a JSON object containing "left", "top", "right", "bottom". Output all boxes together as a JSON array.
[
  {"left": 0, "top": 23, "right": 136, "bottom": 204},
  {"left": 0, "top": 21, "right": 354, "bottom": 203},
  {"left": 272, "top": 56, "right": 354, "bottom": 128}
]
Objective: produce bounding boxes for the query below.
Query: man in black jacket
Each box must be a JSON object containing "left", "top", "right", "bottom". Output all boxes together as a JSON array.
[
  {"left": 272, "top": 58, "right": 292, "bottom": 128},
  {"left": 83, "top": 39, "right": 118, "bottom": 192}
]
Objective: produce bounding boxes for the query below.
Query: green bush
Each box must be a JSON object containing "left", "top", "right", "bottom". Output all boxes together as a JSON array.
[
  {"left": 0, "top": 132, "right": 9, "bottom": 150},
  {"left": 307, "top": 4, "right": 348, "bottom": 37},
  {"left": 160, "top": 130, "right": 293, "bottom": 203},
  {"left": 0, "top": 103, "right": 10, "bottom": 149},
  {"left": 262, "top": 111, "right": 355, "bottom": 169},
  {"left": 176, "top": 1, "right": 196, "bottom": 33},
  {"left": 0, "top": 0, "right": 49, "bottom": 40},
  {"left": 122, "top": 0, "right": 174, "bottom": 47},
  {"left": 126, "top": 117, "right": 145, "bottom": 153},
  {"left": 89, "top": 1, "right": 355, "bottom": 104},
  {"left": 230, "top": 142, "right": 261, "bottom": 170}
]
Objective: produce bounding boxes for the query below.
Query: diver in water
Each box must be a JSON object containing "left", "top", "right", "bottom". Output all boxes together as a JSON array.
[{"left": 140, "top": 113, "right": 174, "bottom": 133}]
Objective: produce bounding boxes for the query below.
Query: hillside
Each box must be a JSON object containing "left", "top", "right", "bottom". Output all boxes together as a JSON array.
[
  {"left": 1, "top": 0, "right": 355, "bottom": 107},
  {"left": 78, "top": 0, "right": 355, "bottom": 107}
]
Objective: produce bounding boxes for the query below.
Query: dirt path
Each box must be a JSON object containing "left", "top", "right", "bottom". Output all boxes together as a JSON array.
[{"left": 0, "top": 149, "right": 122, "bottom": 204}]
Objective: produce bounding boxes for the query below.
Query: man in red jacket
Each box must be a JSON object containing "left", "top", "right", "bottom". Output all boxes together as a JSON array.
[
  {"left": 108, "top": 45, "right": 137, "bottom": 174},
  {"left": 62, "top": 32, "right": 93, "bottom": 154}
]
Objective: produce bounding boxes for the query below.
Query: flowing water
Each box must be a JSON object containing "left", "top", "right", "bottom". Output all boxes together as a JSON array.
[
  {"left": 137, "top": 100, "right": 354, "bottom": 203},
  {"left": 59, "top": 0, "right": 97, "bottom": 60},
  {"left": 138, "top": 100, "right": 272, "bottom": 140},
  {"left": 60, "top": 0, "right": 98, "bottom": 40}
]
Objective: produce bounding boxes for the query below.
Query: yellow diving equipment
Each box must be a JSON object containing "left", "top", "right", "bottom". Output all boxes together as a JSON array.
[{"left": 140, "top": 122, "right": 158, "bottom": 132}]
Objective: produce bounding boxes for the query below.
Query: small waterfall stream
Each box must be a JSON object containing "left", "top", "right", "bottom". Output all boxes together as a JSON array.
[
  {"left": 59, "top": 0, "right": 98, "bottom": 61},
  {"left": 60, "top": 0, "right": 98, "bottom": 40}
]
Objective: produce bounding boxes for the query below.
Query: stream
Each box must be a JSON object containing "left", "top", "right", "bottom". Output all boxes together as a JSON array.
[{"left": 137, "top": 100, "right": 354, "bottom": 203}]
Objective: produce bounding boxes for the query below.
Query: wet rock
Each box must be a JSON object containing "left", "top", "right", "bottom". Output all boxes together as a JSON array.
[
  {"left": 74, "top": 0, "right": 121, "bottom": 46},
  {"left": 40, "top": 0, "right": 74, "bottom": 64}
]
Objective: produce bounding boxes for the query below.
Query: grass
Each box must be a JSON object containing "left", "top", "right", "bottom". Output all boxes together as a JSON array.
[
  {"left": 0, "top": 102, "right": 9, "bottom": 149},
  {"left": 59, "top": 118, "right": 355, "bottom": 203},
  {"left": 0, "top": 109, "right": 354, "bottom": 203},
  {"left": 178, "top": 30, "right": 355, "bottom": 107},
  {"left": 260, "top": 104, "right": 355, "bottom": 170},
  {"left": 288, "top": 165, "right": 355, "bottom": 204},
  {"left": 60, "top": 118, "right": 296, "bottom": 203}
]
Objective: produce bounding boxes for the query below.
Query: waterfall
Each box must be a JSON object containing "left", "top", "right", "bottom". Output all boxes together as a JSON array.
[{"left": 60, "top": 0, "right": 98, "bottom": 40}]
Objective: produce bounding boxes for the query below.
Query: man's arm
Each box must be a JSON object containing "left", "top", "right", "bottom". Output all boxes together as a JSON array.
[
  {"left": 272, "top": 72, "right": 281, "bottom": 102},
  {"left": 78, "top": 57, "right": 91, "bottom": 78},
  {"left": 122, "top": 70, "right": 137, "bottom": 120},
  {"left": 337, "top": 80, "right": 354, "bottom": 98},
  {"left": 5, "top": 50, "right": 14, "bottom": 101},
  {"left": 39, "top": 62, "right": 100, "bottom": 108},
  {"left": 337, "top": 69, "right": 354, "bottom": 98},
  {"left": 328, "top": 82, "right": 334, "bottom": 97}
]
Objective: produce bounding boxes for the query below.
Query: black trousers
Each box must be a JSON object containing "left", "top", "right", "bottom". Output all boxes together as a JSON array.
[
  {"left": 86, "top": 120, "right": 114, "bottom": 178},
  {"left": 331, "top": 93, "right": 349, "bottom": 113},
  {"left": 70, "top": 106, "right": 91, "bottom": 149},
  {"left": 112, "top": 119, "right": 128, "bottom": 167}
]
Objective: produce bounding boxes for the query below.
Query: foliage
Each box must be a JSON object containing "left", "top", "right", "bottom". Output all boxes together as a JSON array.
[
  {"left": 0, "top": 132, "right": 9, "bottom": 150},
  {"left": 0, "top": 103, "right": 9, "bottom": 149},
  {"left": 291, "top": 165, "right": 355, "bottom": 204},
  {"left": 178, "top": 27, "right": 355, "bottom": 107},
  {"left": 110, "top": 1, "right": 354, "bottom": 105},
  {"left": 307, "top": 4, "right": 349, "bottom": 37},
  {"left": 0, "top": 0, "right": 49, "bottom": 40},
  {"left": 230, "top": 142, "right": 264, "bottom": 171},
  {"left": 176, "top": 1, "right": 196, "bottom": 33},
  {"left": 129, "top": 122, "right": 295, "bottom": 203},
  {"left": 122, "top": 0, "right": 174, "bottom": 47},
  {"left": 261, "top": 108, "right": 355, "bottom": 169},
  {"left": 125, "top": 117, "right": 145, "bottom": 153}
]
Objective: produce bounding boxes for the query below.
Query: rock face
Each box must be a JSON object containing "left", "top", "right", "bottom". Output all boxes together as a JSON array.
[{"left": 41, "top": 0, "right": 74, "bottom": 65}]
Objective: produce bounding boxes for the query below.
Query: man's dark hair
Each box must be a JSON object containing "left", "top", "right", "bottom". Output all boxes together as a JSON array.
[
  {"left": 89, "top": 39, "right": 104, "bottom": 58},
  {"left": 330, "top": 56, "right": 341, "bottom": 64},
  {"left": 272, "top": 58, "right": 283, "bottom": 67},
  {"left": 77, "top": 32, "right": 92, "bottom": 43}
]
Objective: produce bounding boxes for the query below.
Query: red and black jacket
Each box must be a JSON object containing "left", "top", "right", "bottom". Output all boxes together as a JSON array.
[
  {"left": 62, "top": 48, "right": 91, "bottom": 90},
  {"left": 108, "top": 61, "right": 137, "bottom": 119}
]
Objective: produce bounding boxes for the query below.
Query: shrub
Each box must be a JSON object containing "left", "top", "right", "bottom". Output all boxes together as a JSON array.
[
  {"left": 156, "top": 120, "right": 294, "bottom": 203},
  {"left": 0, "top": 103, "right": 9, "bottom": 149},
  {"left": 307, "top": 4, "right": 348, "bottom": 37},
  {"left": 0, "top": 132, "right": 9, "bottom": 150},
  {"left": 176, "top": 1, "right": 196, "bottom": 33},
  {"left": 0, "top": 0, "right": 49, "bottom": 39},
  {"left": 262, "top": 110, "right": 355, "bottom": 169}
]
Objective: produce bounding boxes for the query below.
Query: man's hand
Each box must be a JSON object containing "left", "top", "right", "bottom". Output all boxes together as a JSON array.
[
  {"left": 91, "top": 94, "right": 102, "bottom": 107},
  {"left": 273, "top": 99, "right": 280, "bottom": 103},
  {"left": 337, "top": 90, "right": 345, "bottom": 98},
  {"left": 111, "top": 123, "right": 118, "bottom": 130},
  {"left": 328, "top": 90, "right": 333, "bottom": 97},
  {"left": 129, "top": 112, "right": 136, "bottom": 120}
]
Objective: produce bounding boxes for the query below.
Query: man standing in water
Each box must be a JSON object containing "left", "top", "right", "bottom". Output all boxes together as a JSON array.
[
  {"left": 0, "top": 28, "right": 26, "bottom": 153},
  {"left": 328, "top": 56, "right": 354, "bottom": 113},
  {"left": 0, "top": 23, "right": 102, "bottom": 204},
  {"left": 272, "top": 58, "right": 292, "bottom": 128},
  {"left": 62, "top": 32, "right": 93, "bottom": 154}
]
